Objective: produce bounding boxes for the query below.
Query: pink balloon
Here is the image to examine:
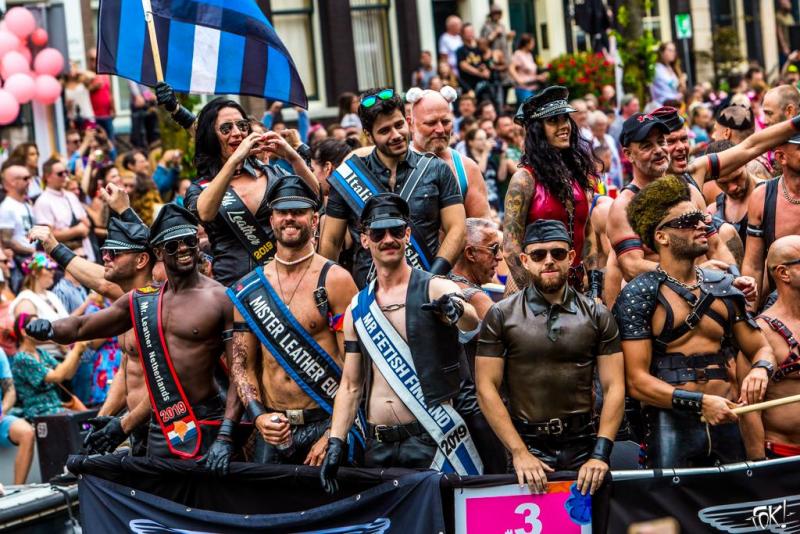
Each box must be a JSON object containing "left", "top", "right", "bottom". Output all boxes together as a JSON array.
[
  {"left": 16, "top": 44, "right": 31, "bottom": 64},
  {"left": 4, "top": 7, "right": 36, "bottom": 39},
  {"left": 0, "top": 89, "right": 20, "bottom": 125},
  {"left": 34, "top": 74, "right": 61, "bottom": 104},
  {"left": 30, "top": 28, "right": 47, "bottom": 47},
  {"left": 0, "top": 31, "right": 20, "bottom": 57},
  {"left": 33, "top": 47, "right": 63, "bottom": 76},
  {"left": 4, "top": 73, "right": 35, "bottom": 104},
  {"left": 2, "top": 50, "right": 29, "bottom": 77}
]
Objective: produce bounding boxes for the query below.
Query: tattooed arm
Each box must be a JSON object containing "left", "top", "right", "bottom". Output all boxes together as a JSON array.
[
  {"left": 231, "top": 307, "right": 263, "bottom": 407},
  {"left": 1, "top": 377, "right": 15, "bottom": 415},
  {"left": 582, "top": 192, "right": 599, "bottom": 271},
  {"left": 221, "top": 296, "right": 243, "bottom": 422},
  {"left": 503, "top": 169, "right": 534, "bottom": 290}
]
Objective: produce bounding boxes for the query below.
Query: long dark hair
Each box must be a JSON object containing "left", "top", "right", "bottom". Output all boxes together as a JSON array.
[
  {"left": 194, "top": 97, "right": 249, "bottom": 179},
  {"left": 520, "top": 116, "right": 598, "bottom": 210}
]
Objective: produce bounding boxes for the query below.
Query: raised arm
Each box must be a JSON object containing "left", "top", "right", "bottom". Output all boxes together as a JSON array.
[
  {"left": 503, "top": 169, "right": 534, "bottom": 288},
  {"left": 45, "top": 293, "right": 133, "bottom": 344},
  {"left": 691, "top": 117, "right": 800, "bottom": 186},
  {"left": 261, "top": 131, "right": 319, "bottom": 195}
]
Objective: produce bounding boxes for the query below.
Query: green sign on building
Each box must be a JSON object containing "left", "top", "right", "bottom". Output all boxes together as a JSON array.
[{"left": 675, "top": 13, "right": 692, "bottom": 39}]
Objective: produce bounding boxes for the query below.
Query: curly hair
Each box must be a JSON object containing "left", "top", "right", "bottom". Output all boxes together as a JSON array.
[
  {"left": 520, "top": 116, "right": 598, "bottom": 220},
  {"left": 626, "top": 175, "right": 691, "bottom": 251}
]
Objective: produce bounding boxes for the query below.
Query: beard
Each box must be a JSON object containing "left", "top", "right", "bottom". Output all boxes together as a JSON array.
[
  {"left": 276, "top": 224, "right": 312, "bottom": 248},
  {"left": 669, "top": 233, "right": 709, "bottom": 260},
  {"left": 532, "top": 269, "right": 568, "bottom": 294}
]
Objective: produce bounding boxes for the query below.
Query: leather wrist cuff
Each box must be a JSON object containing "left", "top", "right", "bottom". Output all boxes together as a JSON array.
[
  {"left": 672, "top": 388, "right": 704, "bottom": 412},
  {"left": 328, "top": 436, "right": 345, "bottom": 447},
  {"left": 246, "top": 400, "right": 267, "bottom": 421},
  {"left": 792, "top": 114, "right": 800, "bottom": 131},
  {"left": 218, "top": 418, "right": 236, "bottom": 438},
  {"left": 296, "top": 143, "right": 312, "bottom": 165},
  {"left": 430, "top": 257, "right": 452, "bottom": 276},
  {"left": 172, "top": 106, "right": 196, "bottom": 130},
  {"left": 588, "top": 269, "right": 604, "bottom": 298},
  {"left": 50, "top": 243, "right": 76, "bottom": 269},
  {"left": 590, "top": 436, "right": 613, "bottom": 464}
]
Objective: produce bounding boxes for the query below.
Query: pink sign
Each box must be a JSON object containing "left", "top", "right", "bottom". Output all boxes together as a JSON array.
[{"left": 454, "top": 481, "right": 592, "bottom": 534}]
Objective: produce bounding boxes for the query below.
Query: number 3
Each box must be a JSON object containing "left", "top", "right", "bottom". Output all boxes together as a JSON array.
[{"left": 513, "top": 502, "right": 542, "bottom": 534}]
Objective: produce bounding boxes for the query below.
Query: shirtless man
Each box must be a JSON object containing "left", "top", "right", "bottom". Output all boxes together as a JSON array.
[
  {"left": 320, "top": 194, "right": 482, "bottom": 492},
  {"left": 616, "top": 176, "right": 775, "bottom": 468},
  {"left": 229, "top": 176, "right": 359, "bottom": 466},
  {"left": 406, "top": 87, "right": 490, "bottom": 219},
  {"left": 740, "top": 236, "right": 800, "bottom": 459},
  {"left": 606, "top": 111, "right": 799, "bottom": 296},
  {"left": 704, "top": 140, "right": 757, "bottom": 265},
  {"left": 743, "top": 134, "right": 800, "bottom": 304},
  {"left": 28, "top": 186, "right": 153, "bottom": 454},
  {"left": 26, "top": 205, "right": 242, "bottom": 474}
]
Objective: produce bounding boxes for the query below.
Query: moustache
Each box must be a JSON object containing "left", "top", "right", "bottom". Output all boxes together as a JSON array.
[{"left": 379, "top": 243, "right": 402, "bottom": 251}]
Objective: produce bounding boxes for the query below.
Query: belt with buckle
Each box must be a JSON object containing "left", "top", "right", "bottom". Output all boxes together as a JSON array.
[
  {"left": 265, "top": 407, "right": 329, "bottom": 426},
  {"left": 367, "top": 421, "right": 425, "bottom": 443},
  {"left": 513, "top": 413, "right": 592, "bottom": 437}
]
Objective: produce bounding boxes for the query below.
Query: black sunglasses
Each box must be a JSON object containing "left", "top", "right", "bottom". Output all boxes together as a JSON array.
[
  {"left": 526, "top": 247, "right": 569, "bottom": 262},
  {"left": 657, "top": 211, "right": 708, "bottom": 231},
  {"left": 218, "top": 120, "right": 251, "bottom": 135},
  {"left": 55, "top": 170, "right": 69, "bottom": 177},
  {"left": 472, "top": 243, "right": 501, "bottom": 256},
  {"left": 101, "top": 249, "right": 140, "bottom": 260},
  {"left": 163, "top": 235, "right": 199, "bottom": 255},
  {"left": 360, "top": 89, "right": 394, "bottom": 108},
  {"left": 368, "top": 225, "right": 406, "bottom": 243}
]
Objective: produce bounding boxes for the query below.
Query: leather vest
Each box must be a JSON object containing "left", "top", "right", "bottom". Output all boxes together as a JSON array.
[{"left": 406, "top": 269, "right": 462, "bottom": 406}]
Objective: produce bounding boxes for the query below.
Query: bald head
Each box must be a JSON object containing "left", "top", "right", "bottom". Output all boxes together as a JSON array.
[
  {"left": 762, "top": 85, "right": 800, "bottom": 127},
  {"left": 767, "top": 235, "right": 800, "bottom": 271},
  {"left": 410, "top": 91, "right": 454, "bottom": 155}
]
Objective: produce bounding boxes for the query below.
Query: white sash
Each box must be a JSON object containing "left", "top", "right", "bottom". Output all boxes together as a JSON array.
[{"left": 351, "top": 283, "right": 483, "bottom": 475}]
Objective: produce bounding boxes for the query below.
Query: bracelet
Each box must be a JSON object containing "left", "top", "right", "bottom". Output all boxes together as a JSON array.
[
  {"left": 792, "top": 114, "right": 800, "bottom": 131},
  {"left": 672, "top": 388, "right": 704, "bottom": 413},
  {"left": 50, "top": 243, "right": 76, "bottom": 269},
  {"left": 246, "top": 400, "right": 267, "bottom": 421},
  {"left": 589, "top": 436, "right": 613, "bottom": 464},
  {"left": 218, "top": 418, "right": 236, "bottom": 438}
]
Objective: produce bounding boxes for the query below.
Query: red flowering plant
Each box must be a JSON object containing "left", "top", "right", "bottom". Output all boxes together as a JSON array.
[{"left": 546, "top": 52, "right": 615, "bottom": 99}]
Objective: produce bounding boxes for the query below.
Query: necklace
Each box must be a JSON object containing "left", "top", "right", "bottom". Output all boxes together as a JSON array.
[
  {"left": 379, "top": 303, "right": 406, "bottom": 312},
  {"left": 447, "top": 273, "right": 481, "bottom": 290},
  {"left": 657, "top": 265, "right": 704, "bottom": 291},
  {"left": 275, "top": 249, "right": 315, "bottom": 266},
  {"left": 782, "top": 177, "right": 800, "bottom": 205},
  {"left": 275, "top": 256, "right": 313, "bottom": 306}
]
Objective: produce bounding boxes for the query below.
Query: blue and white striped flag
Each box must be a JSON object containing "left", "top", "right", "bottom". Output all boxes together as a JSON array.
[{"left": 96, "top": 0, "right": 307, "bottom": 108}]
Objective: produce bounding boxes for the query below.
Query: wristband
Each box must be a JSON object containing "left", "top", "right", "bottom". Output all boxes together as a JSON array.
[
  {"left": 246, "top": 400, "right": 267, "bottom": 421},
  {"left": 50, "top": 243, "right": 76, "bottom": 269},
  {"left": 172, "top": 106, "right": 196, "bottom": 130},
  {"left": 296, "top": 143, "right": 312, "bottom": 165},
  {"left": 672, "top": 388, "right": 704, "bottom": 413},
  {"left": 727, "top": 264, "right": 742, "bottom": 278},
  {"left": 588, "top": 269, "right": 604, "bottom": 299},
  {"left": 429, "top": 257, "right": 452, "bottom": 276},
  {"left": 589, "top": 436, "right": 613, "bottom": 464},
  {"left": 792, "top": 114, "right": 800, "bottom": 131},
  {"left": 218, "top": 418, "right": 236, "bottom": 439},
  {"left": 113, "top": 207, "right": 143, "bottom": 224}
]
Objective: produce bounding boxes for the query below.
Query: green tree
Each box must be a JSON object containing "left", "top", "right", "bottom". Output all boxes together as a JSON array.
[{"left": 613, "top": 0, "right": 658, "bottom": 105}]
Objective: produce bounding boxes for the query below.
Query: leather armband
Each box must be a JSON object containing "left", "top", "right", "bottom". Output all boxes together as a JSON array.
[
  {"left": 233, "top": 321, "right": 251, "bottom": 332},
  {"left": 706, "top": 153, "right": 721, "bottom": 180},
  {"left": 672, "top": 389, "right": 704, "bottom": 413},
  {"left": 590, "top": 436, "right": 613, "bottom": 464},
  {"left": 612, "top": 237, "right": 643, "bottom": 257},
  {"left": 50, "top": 243, "right": 76, "bottom": 269},
  {"left": 792, "top": 114, "right": 800, "bottom": 131},
  {"left": 746, "top": 224, "right": 763, "bottom": 238},
  {"left": 222, "top": 329, "right": 234, "bottom": 342},
  {"left": 172, "top": 105, "right": 196, "bottom": 130},
  {"left": 217, "top": 418, "right": 235, "bottom": 441},
  {"left": 246, "top": 400, "right": 267, "bottom": 421},
  {"left": 344, "top": 340, "right": 361, "bottom": 354},
  {"left": 429, "top": 257, "right": 453, "bottom": 276}
]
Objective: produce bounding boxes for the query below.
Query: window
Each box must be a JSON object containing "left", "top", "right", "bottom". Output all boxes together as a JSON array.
[
  {"left": 350, "top": 0, "right": 393, "bottom": 91},
  {"left": 271, "top": 0, "right": 318, "bottom": 99}
]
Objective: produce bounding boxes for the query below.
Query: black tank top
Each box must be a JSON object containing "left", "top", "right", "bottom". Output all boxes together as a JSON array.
[{"left": 713, "top": 192, "right": 748, "bottom": 245}]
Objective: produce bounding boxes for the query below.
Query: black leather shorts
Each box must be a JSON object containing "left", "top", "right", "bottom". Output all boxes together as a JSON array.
[
  {"left": 642, "top": 407, "right": 745, "bottom": 468},
  {"left": 365, "top": 432, "right": 437, "bottom": 469},
  {"left": 146, "top": 393, "right": 225, "bottom": 460}
]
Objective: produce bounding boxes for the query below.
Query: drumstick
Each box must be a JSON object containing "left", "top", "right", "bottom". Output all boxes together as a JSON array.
[{"left": 731, "top": 393, "right": 800, "bottom": 415}]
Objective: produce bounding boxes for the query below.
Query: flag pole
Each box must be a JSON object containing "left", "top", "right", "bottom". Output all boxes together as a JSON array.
[{"left": 141, "top": 0, "right": 164, "bottom": 82}]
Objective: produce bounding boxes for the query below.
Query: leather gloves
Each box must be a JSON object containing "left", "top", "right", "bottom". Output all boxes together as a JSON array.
[
  {"left": 198, "top": 419, "right": 235, "bottom": 476},
  {"left": 319, "top": 437, "right": 345, "bottom": 494},
  {"left": 155, "top": 81, "right": 178, "bottom": 112},
  {"left": 25, "top": 319, "right": 54, "bottom": 341},
  {"left": 84, "top": 416, "right": 129, "bottom": 454},
  {"left": 421, "top": 293, "right": 464, "bottom": 325}
]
